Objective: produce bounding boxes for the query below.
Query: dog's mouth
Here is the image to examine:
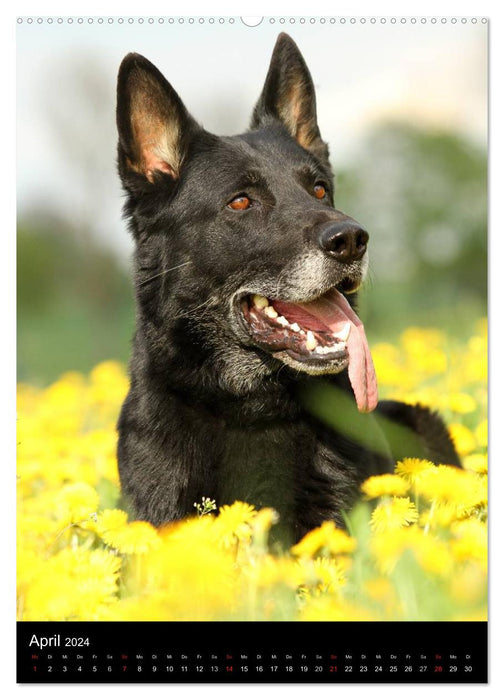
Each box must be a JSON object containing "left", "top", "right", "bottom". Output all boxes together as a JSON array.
[{"left": 239, "top": 285, "right": 378, "bottom": 413}]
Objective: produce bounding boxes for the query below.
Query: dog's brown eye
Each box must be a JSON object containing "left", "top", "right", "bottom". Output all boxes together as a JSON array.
[
  {"left": 228, "top": 195, "right": 251, "bottom": 211},
  {"left": 314, "top": 183, "right": 327, "bottom": 199}
]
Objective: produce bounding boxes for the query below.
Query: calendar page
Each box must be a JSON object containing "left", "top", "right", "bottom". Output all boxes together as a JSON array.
[{"left": 16, "top": 14, "right": 488, "bottom": 684}]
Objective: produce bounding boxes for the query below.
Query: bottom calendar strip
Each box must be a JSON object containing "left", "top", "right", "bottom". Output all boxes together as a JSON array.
[{"left": 17, "top": 620, "right": 487, "bottom": 683}]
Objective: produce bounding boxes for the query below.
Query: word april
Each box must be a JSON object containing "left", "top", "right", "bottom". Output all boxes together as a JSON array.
[{"left": 29, "top": 635, "right": 61, "bottom": 648}]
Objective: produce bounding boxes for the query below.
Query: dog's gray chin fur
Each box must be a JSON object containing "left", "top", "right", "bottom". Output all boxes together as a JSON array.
[{"left": 272, "top": 350, "right": 349, "bottom": 375}]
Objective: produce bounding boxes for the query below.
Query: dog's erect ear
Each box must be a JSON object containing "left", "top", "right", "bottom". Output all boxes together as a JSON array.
[
  {"left": 116, "top": 53, "right": 199, "bottom": 184},
  {"left": 251, "top": 33, "right": 328, "bottom": 162}
]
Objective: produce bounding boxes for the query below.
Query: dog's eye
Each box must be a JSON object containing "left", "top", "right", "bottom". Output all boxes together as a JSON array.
[
  {"left": 313, "top": 183, "right": 327, "bottom": 199},
  {"left": 228, "top": 195, "right": 252, "bottom": 211}
]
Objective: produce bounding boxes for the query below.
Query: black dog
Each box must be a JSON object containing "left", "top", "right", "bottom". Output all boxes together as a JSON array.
[{"left": 116, "top": 34, "right": 460, "bottom": 543}]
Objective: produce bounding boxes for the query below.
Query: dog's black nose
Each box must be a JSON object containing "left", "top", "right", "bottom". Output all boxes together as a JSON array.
[{"left": 318, "top": 220, "right": 369, "bottom": 263}]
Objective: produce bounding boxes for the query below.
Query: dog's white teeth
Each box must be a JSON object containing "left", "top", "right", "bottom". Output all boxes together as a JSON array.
[
  {"left": 315, "top": 341, "right": 346, "bottom": 356},
  {"left": 338, "top": 322, "right": 351, "bottom": 342},
  {"left": 264, "top": 305, "right": 278, "bottom": 319},
  {"left": 290, "top": 322, "right": 301, "bottom": 333},
  {"left": 306, "top": 330, "right": 317, "bottom": 351},
  {"left": 276, "top": 315, "right": 289, "bottom": 327},
  {"left": 252, "top": 294, "right": 269, "bottom": 309}
]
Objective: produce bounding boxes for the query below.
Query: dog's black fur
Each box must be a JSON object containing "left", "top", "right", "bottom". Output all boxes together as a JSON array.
[{"left": 116, "top": 34, "right": 460, "bottom": 543}]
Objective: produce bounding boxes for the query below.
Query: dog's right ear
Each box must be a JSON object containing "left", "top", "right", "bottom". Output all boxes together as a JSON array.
[
  {"left": 251, "top": 33, "right": 328, "bottom": 163},
  {"left": 116, "top": 53, "right": 199, "bottom": 186}
]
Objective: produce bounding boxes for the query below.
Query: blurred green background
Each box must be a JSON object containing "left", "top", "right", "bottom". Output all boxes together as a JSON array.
[{"left": 17, "top": 120, "right": 487, "bottom": 386}]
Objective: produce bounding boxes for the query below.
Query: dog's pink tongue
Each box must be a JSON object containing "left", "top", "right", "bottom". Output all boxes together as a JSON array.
[{"left": 276, "top": 289, "right": 378, "bottom": 413}]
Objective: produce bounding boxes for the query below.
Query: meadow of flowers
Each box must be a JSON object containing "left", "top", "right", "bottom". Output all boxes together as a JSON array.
[{"left": 16, "top": 320, "right": 487, "bottom": 622}]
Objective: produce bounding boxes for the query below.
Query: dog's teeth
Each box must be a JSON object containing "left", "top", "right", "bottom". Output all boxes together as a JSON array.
[
  {"left": 252, "top": 294, "right": 269, "bottom": 309},
  {"left": 338, "top": 322, "right": 351, "bottom": 342},
  {"left": 315, "top": 341, "right": 346, "bottom": 356},
  {"left": 290, "top": 322, "right": 301, "bottom": 333},
  {"left": 276, "top": 315, "right": 289, "bottom": 327},
  {"left": 264, "top": 305, "right": 278, "bottom": 319},
  {"left": 306, "top": 330, "right": 317, "bottom": 351}
]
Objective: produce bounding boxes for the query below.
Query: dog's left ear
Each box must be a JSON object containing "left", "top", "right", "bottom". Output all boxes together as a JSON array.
[
  {"left": 116, "top": 53, "right": 199, "bottom": 187},
  {"left": 251, "top": 33, "right": 329, "bottom": 162}
]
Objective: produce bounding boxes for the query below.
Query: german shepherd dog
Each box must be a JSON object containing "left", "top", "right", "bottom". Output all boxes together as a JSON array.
[{"left": 116, "top": 34, "right": 460, "bottom": 543}]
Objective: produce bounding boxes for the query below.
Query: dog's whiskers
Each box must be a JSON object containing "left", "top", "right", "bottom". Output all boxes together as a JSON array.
[
  {"left": 138, "top": 261, "right": 192, "bottom": 287},
  {"left": 172, "top": 297, "right": 216, "bottom": 321}
]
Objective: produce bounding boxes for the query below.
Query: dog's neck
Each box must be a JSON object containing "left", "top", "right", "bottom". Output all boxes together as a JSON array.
[{"left": 136, "top": 365, "right": 299, "bottom": 427}]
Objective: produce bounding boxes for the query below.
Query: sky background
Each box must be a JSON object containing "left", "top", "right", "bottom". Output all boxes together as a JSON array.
[{"left": 17, "top": 16, "right": 487, "bottom": 261}]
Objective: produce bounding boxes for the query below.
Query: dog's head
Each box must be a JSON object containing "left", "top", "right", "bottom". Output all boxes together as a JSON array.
[{"left": 116, "top": 33, "right": 376, "bottom": 411}]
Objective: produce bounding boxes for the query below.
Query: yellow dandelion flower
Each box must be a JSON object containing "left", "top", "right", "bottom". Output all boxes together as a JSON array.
[
  {"left": 406, "top": 533, "right": 453, "bottom": 577},
  {"left": 448, "top": 393, "right": 477, "bottom": 414},
  {"left": 419, "top": 501, "right": 459, "bottom": 528},
  {"left": 371, "top": 527, "right": 452, "bottom": 576},
  {"left": 42, "top": 379, "right": 83, "bottom": 411},
  {"left": 246, "top": 555, "right": 303, "bottom": 589},
  {"left": 302, "top": 557, "right": 347, "bottom": 594},
  {"left": 395, "top": 458, "right": 435, "bottom": 485},
  {"left": 370, "top": 497, "right": 418, "bottom": 533},
  {"left": 92, "top": 508, "right": 128, "bottom": 535},
  {"left": 214, "top": 501, "right": 257, "bottom": 547},
  {"left": 415, "top": 465, "right": 485, "bottom": 509},
  {"left": 371, "top": 343, "right": 409, "bottom": 388},
  {"left": 22, "top": 547, "right": 121, "bottom": 621},
  {"left": 291, "top": 521, "right": 355, "bottom": 558},
  {"left": 475, "top": 420, "right": 488, "bottom": 448},
  {"left": 450, "top": 520, "right": 487, "bottom": 569},
  {"left": 90, "top": 510, "right": 160, "bottom": 554},
  {"left": 17, "top": 512, "right": 58, "bottom": 539},
  {"left": 400, "top": 328, "right": 447, "bottom": 376},
  {"left": 103, "top": 521, "right": 161, "bottom": 555},
  {"left": 17, "top": 546, "right": 44, "bottom": 592},
  {"left": 459, "top": 474, "right": 487, "bottom": 516},
  {"left": 159, "top": 514, "right": 216, "bottom": 545},
  {"left": 54, "top": 483, "right": 100, "bottom": 526},
  {"left": 334, "top": 554, "right": 353, "bottom": 573},
  {"left": 463, "top": 454, "right": 488, "bottom": 474},
  {"left": 449, "top": 424, "right": 477, "bottom": 456},
  {"left": 90, "top": 360, "right": 127, "bottom": 384},
  {"left": 89, "top": 361, "right": 129, "bottom": 406},
  {"left": 249, "top": 507, "right": 279, "bottom": 552},
  {"left": 101, "top": 455, "right": 120, "bottom": 483},
  {"left": 361, "top": 474, "right": 409, "bottom": 499},
  {"left": 401, "top": 327, "right": 447, "bottom": 349},
  {"left": 251, "top": 507, "right": 279, "bottom": 534},
  {"left": 463, "top": 332, "right": 487, "bottom": 383},
  {"left": 80, "top": 429, "right": 117, "bottom": 460},
  {"left": 137, "top": 521, "right": 238, "bottom": 619}
]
